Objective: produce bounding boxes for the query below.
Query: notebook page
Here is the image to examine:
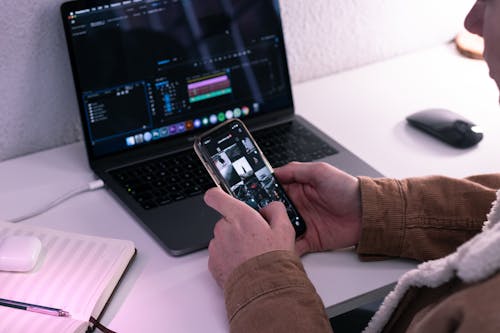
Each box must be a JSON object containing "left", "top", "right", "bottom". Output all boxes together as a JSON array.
[
  {"left": 0, "top": 306, "right": 87, "bottom": 333},
  {"left": 0, "top": 221, "right": 135, "bottom": 323}
]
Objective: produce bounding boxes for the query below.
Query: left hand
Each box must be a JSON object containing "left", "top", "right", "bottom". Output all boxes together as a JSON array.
[{"left": 204, "top": 187, "right": 296, "bottom": 288}]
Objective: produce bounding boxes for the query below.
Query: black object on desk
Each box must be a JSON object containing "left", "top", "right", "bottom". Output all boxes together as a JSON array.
[{"left": 406, "top": 109, "right": 483, "bottom": 148}]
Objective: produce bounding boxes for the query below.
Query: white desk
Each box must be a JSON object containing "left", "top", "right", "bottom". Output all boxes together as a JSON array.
[{"left": 0, "top": 43, "right": 498, "bottom": 332}]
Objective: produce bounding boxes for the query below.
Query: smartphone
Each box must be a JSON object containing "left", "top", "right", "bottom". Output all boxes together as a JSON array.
[{"left": 194, "top": 119, "right": 306, "bottom": 237}]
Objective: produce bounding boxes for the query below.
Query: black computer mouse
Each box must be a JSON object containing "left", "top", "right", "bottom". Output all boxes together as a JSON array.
[{"left": 406, "top": 109, "right": 483, "bottom": 148}]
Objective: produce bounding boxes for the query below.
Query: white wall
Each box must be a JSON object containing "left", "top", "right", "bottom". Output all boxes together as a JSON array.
[
  {"left": 281, "top": 0, "right": 475, "bottom": 83},
  {"left": 0, "top": 0, "right": 475, "bottom": 161}
]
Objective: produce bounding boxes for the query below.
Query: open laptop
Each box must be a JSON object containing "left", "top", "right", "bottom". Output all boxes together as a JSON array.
[{"left": 61, "top": 0, "right": 382, "bottom": 256}]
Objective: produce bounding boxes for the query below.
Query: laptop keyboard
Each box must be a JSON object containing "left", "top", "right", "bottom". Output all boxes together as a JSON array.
[
  {"left": 254, "top": 121, "right": 338, "bottom": 167},
  {"left": 110, "top": 121, "right": 338, "bottom": 210}
]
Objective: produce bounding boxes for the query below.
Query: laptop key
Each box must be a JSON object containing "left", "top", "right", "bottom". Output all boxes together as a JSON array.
[
  {"left": 142, "top": 201, "right": 158, "bottom": 210},
  {"left": 189, "top": 185, "right": 203, "bottom": 195},
  {"left": 158, "top": 196, "right": 172, "bottom": 206},
  {"left": 173, "top": 194, "right": 186, "bottom": 201}
]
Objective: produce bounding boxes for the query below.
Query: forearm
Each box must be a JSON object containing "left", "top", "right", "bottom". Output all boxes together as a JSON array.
[
  {"left": 224, "top": 250, "right": 332, "bottom": 333},
  {"left": 356, "top": 174, "right": 500, "bottom": 261}
]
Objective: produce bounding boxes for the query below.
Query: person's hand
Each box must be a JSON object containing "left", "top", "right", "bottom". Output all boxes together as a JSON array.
[
  {"left": 204, "top": 188, "right": 296, "bottom": 288},
  {"left": 275, "top": 162, "right": 362, "bottom": 256}
]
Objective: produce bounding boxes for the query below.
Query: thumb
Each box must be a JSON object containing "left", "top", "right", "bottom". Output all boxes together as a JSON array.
[
  {"left": 295, "top": 238, "right": 310, "bottom": 256},
  {"left": 260, "top": 201, "right": 293, "bottom": 233}
]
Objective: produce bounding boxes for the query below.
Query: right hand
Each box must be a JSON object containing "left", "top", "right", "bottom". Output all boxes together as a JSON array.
[
  {"left": 275, "top": 162, "right": 362, "bottom": 256},
  {"left": 204, "top": 188, "right": 296, "bottom": 288}
]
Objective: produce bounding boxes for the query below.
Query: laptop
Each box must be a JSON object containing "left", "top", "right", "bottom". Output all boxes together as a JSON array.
[{"left": 61, "top": 0, "right": 382, "bottom": 256}]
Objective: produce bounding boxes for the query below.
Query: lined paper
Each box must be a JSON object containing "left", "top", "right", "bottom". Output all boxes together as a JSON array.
[{"left": 0, "top": 221, "right": 135, "bottom": 332}]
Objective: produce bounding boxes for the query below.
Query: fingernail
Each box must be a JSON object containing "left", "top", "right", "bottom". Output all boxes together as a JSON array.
[{"left": 204, "top": 188, "right": 214, "bottom": 204}]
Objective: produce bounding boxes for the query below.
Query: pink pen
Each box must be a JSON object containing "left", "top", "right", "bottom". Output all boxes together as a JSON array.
[{"left": 0, "top": 298, "right": 70, "bottom": 317}]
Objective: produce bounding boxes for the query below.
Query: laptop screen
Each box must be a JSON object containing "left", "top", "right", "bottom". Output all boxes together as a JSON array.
[{"left": 61, "top": 0, "right": 294, "bottom": 158}]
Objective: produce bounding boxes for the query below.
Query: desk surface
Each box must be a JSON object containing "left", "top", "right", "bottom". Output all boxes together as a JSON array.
[{"left": 0, "top": 43, "right": 498, "bottom": 332}]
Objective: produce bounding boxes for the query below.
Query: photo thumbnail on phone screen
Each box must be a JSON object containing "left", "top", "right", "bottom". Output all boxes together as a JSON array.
[{"left": 199, "top": 121, "right": 306, "bottom": 235}]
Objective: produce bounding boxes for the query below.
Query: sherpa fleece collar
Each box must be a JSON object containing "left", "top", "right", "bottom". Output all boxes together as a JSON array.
[{"left": 363, "top": 190, "right": 500, "bottom": 333}]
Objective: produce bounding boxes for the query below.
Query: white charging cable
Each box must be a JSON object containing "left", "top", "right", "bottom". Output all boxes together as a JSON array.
[{"left": 8, "top": 179, "right": 105, "bottom": 223}]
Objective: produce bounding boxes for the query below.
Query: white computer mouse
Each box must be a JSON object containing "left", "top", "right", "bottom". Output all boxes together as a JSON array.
[{"left": 0, "top": 235, "right": 42, "bottom": 272}]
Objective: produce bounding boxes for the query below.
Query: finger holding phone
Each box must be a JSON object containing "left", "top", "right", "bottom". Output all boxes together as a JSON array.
[
  {"left": 195, "top": 119, "right": 307, "bottom": 238},
  {"left": 204, "top": 188, "right": 295, "bottom": 288},
  {"left": 275, "top": 162, "right": 362, "bottom": 256}
]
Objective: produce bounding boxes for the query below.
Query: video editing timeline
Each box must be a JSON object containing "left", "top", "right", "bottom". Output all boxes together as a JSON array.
[
  {"left": 66, "top": 0, "right": 293, "bottom": 156},
  {"left": 188, "top": 72, "right": 232, "bottom": 104}
]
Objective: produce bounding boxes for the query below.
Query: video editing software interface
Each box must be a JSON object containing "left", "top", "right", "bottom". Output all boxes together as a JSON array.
[
  {"left": 64, "top": 0, "right": 293, "bottom": 157},
  {"left": 201, "top": 121, "right": 305, "bottom": 232}
]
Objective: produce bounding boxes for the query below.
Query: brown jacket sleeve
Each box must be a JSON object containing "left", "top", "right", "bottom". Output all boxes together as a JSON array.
[
  {"left": 224, "top": 250, "right": 332, "bottom": 333},
  {"left": 356, "top": 174, "right": 500, "bottom": 261}
]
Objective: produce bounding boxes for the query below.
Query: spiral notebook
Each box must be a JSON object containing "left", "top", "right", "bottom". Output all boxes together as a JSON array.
[{"left": 0, "top": 221, "right": 136, "bottom": 333}]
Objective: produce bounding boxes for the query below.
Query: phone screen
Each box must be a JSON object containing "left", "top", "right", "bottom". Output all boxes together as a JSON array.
[{"left": 196, "top": 120, "right": 306, "bottom": 237}]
